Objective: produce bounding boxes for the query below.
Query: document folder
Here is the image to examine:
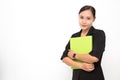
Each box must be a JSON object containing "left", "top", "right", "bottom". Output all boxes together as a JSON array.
[{"left": 70, "top": 36, "right": 92, "bottom": 69}]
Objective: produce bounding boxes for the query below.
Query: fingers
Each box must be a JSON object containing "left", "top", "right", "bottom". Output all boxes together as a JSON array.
[
  {"left": 68, "top": 50, "right": 74, "bottom": 53},
  {"left": 86, "top": 63, "right": 94, "bottom": 72},
  {"left": 81, "top": 63, "right": 95, "bottom": 72},
  {"left": 67, "top": 50, "right": 75, "bottom": 59}
]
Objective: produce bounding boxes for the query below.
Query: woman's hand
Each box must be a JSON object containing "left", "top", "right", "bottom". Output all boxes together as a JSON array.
[
  {"left": 67, "top": 50, "right": 75, "bottom": 59},
  {"left": 81, "top": 63, "right": 95, "bottom": 72}
]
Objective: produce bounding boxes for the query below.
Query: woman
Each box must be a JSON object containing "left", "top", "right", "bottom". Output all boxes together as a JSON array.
[{"left": 61, "top": 5, "right": 106, "bottom": 80}]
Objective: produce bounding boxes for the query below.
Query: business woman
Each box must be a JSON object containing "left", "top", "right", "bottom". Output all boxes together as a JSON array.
[{"left": 61, "top": 5, "right": 106, "bottom": 80}]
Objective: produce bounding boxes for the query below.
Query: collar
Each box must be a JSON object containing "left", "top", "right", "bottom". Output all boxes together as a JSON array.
[{"left": 80, "top": 26, "right": 95, "bottom": 36}]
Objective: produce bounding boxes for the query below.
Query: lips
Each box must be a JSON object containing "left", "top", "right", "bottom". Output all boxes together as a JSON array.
[{"left": 82, "top": 25, "right": 87, "bottom": 27}]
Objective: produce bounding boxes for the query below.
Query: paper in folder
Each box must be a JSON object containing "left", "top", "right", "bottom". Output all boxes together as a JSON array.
[{"left": 70, "top": 36, "right": 92, "bottom": 69}]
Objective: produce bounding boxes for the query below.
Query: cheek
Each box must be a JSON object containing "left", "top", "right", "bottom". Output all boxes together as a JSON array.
[
  {"left": 87, "top": 20, "right": 93, "bottom": 25},
  {"left": 79, "top": 21, "right": 83, "bottom": 26},
  {"left": 79, "top": 19, "right": 83, "bottom": 24}
]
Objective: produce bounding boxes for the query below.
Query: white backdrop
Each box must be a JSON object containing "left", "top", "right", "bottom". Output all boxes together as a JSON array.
[{"left": 0, "top": 0, "right": 120, "bottom": 80}]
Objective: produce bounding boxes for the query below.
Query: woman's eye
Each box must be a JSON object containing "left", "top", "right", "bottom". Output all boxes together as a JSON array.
[
  {"left": 87, "top": 17, "right": 90, "bottom": 20},
  {"left": 80, "top": 16, "right": 83, "bottom": 19}
]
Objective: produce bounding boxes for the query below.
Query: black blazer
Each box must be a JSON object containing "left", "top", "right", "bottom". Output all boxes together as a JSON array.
[
  {"left": 61, "top": 26, "right": 106, "bottom": 80},
  {"left": 61, "top": 26, "right": 105, "bottom": 61}
]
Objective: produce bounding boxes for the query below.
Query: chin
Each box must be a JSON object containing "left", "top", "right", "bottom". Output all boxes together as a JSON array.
[
  {"left": 81, "top": 26, "right": 91, "bottom": 30},
  {"left": 81, "top": 27, "right": 88, "bottom": 30}
]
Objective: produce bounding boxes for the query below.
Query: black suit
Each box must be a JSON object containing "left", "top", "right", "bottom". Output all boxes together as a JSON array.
[{"left": 61, "top": 26, "right": 105, "bottom": 80}]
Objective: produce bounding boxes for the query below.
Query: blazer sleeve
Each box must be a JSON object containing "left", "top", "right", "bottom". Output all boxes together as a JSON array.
[
  {"left": 89, "top": 30, "right": 106, "bottom": 60},
  {"left": 60, "top": 40, "right": 70, "bottom": 60}
]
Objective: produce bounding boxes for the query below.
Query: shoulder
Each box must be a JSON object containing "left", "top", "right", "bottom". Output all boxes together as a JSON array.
[
  {"left": 92, "top": 28, "right": 105, "bottom": 38},
  {"left": 93, "top": 29, "right": 105, "bottom": 35}
]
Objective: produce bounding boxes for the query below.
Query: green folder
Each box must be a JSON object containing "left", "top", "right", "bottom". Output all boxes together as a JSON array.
[{"left": 70, "top": 36, "right": 92, "bottom": 69}]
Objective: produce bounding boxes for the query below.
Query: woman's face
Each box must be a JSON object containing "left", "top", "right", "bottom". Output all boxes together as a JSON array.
[{"left": 79, "top": 10, "right": 95, "bottom": 30}]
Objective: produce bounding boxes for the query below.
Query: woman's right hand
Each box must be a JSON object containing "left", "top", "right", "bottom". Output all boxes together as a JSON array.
[{"left": 81, "top": 63, "right": 95, "bottom": 72}]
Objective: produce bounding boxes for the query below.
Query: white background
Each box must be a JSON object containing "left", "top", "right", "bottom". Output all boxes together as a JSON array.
[{"left": 0, "top": 0, "right": 120, "bottom": 80}]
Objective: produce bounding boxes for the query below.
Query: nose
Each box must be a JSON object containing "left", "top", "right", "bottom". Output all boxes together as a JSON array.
[{"left": 82, "top": 19, "right": 87, "bottom": 24}]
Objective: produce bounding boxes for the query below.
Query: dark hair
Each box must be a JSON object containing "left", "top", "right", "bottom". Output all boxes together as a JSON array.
[{"left": 79, "top": 5, "right": 96, "bottom": 18}]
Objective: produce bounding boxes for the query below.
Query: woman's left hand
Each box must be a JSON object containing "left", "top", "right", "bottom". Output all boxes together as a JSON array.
[{"left": 68, "top": 50, "right": 75, "bottom": 59}]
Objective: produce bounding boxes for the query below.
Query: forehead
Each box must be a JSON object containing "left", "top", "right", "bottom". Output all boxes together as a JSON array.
[{"left": 79, "top": 10, "right": 93, "bottom": 17}]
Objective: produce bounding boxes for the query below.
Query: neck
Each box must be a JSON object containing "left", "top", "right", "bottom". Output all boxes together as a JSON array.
[{"left": 81, "top": 28, "right": 90, "bottom": 36}]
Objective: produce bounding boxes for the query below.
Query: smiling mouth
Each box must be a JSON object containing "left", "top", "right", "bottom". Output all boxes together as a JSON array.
[{"left": 82, "top": 25, "right": 87, "bottom": 27}]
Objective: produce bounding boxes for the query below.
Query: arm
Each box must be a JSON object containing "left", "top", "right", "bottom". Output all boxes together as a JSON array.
[
  {"left": 62, "top": 57, "right": 82, "bottom": 68},
  {"left": 68, "top": 50, "right": 98, "bottom": 64},
  {"left": 76, "top": 54, "right": 98, "bottom": 63},
  {"left": 62, "top": 57, "right": 95, "bottom": 72}
]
